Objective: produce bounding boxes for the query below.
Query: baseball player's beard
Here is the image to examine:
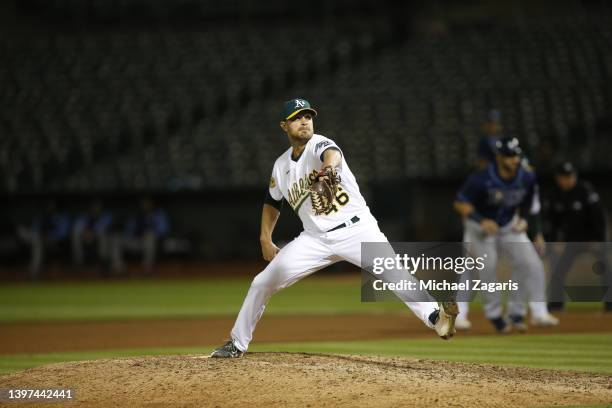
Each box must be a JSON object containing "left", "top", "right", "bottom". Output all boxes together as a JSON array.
[{"left": 289, "top": 131, "right": 312, "bottom": 146}]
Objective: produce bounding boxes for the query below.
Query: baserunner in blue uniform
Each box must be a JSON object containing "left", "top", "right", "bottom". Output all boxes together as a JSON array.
[{"left": 453, "top": 137, "right": 559, "bottom": 333}]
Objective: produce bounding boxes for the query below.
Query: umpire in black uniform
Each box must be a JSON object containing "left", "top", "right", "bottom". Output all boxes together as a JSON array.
[{"left": 544, "top": 161, "right": 611, "bottom": 311}]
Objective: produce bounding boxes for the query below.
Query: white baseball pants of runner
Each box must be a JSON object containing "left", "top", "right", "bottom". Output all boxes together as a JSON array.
[
  {"left": 230, "top": 213, "right": 439, "bottom": 352},
  {"left": 457, "top": 219, "right": 548, "bottom": 320}
]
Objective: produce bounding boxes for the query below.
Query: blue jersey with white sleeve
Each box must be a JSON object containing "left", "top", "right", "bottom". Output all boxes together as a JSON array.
[{"left": 456, "top": 164, "right": 541, "bottom": 227}]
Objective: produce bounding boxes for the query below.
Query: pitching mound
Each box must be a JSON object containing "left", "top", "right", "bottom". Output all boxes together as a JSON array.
[{"left": 1, "top": 353, "right": 611, "bottom": 407}]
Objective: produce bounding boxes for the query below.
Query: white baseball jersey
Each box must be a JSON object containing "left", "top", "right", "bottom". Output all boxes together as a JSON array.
[{"left": 268, "top": 134, "right": 370, "bottom": 233}]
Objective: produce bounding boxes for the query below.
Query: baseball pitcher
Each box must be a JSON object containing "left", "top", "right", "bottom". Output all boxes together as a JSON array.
[{"left": 211, "top": 99, "right": 458, "bottom": 358}]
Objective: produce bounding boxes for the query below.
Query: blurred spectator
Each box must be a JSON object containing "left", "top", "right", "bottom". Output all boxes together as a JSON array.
[
  {"left": 17, "top": 201, "right": 71, "bottom": 279},
  {"left": 544, "top": 161, "right": 611, "bottom": 312},
  {"left": 71, "top": 200, "right": 114, "bottom": 271},
  {"left": 112, "top": 197, "right": 169, "bottom": 274}
]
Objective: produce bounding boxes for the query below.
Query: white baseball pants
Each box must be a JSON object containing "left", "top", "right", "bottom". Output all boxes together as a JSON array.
[
  {"left": 458, "top": 219, "right": 548, "bottom": 320},
  {"left": 230, "top": 214, "right": 438, "bottom": 352}
]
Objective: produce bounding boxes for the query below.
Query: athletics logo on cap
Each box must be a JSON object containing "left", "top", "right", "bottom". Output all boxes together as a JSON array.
[{"left": 282, "top": 98, "right": 318, "bottom": 120}]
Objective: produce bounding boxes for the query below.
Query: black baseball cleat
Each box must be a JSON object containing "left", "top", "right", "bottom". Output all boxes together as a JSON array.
[
  {"left": 490, "top": 316, "right": 511, "bottom": 334},
  {"left": 430, "top": 301, "right": 458, "bottom": 340},
  {"left": 508, "top": 314, "right": 528, "bottom": 333},
  {"left": 210, "top": 340, "right": 244, "bottom": 358}
]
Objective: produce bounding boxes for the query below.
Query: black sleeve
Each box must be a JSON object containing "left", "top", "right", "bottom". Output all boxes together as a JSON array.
[
  {"left": 546, "top": 190, "right": 564, "bottom": 241},
  {"left": 264, "top": 190, "right": 283, "bottom": 211},
  {"left": 527, "top": 213, "right": 543, "bottom": 238},
  {"left": 319, "top": 147, "right": 342, "bottom": 162},
  {"left": 583, "top": 184, "right": 607, "bottom": 241}
]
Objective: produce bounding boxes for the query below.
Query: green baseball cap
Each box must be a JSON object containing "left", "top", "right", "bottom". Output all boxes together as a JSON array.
[{"left": 281, "top": 98, "right": 317, "bottom": 120}]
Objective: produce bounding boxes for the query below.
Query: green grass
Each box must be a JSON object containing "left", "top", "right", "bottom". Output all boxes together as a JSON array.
[
  {"left": 0, "top": 276, "right": 603, "bottom": 323},
  {"left": 1, "top": 333, "right": 610, "bottom": 376},
  {"left": 0, "top": 276, "right": 401, "bottom": 322},
  {"left": 251, "top": 333, "right": 612, "bottom": 373}
]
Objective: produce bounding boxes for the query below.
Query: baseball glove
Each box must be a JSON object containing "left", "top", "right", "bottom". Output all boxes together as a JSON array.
[{"left": 310, "top": 166, "right": 341, "bottom": 215}]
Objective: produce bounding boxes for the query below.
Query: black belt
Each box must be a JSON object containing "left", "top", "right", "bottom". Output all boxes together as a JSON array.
[{"left": 327, "top": 216, "right": 360, "bottom": 232}]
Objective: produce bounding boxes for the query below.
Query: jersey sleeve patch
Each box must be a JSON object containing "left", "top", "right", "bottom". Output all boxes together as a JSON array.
[
  {"left": 315, "top": 140, "right": 332, "bottom": 153},
  {"left": 313, "top": 136, "right": 342, "bottom": 163},
  {"left": 268, "top": 166, "right": 283, "bottom": 201}
]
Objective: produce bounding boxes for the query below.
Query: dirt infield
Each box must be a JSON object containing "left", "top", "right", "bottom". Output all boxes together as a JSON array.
[
  {"left": 1, "top": 311, "right": 611, "bottom": 354},
  {"left": 1, "top": 353, "right": 611, "bottom": 407}
]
